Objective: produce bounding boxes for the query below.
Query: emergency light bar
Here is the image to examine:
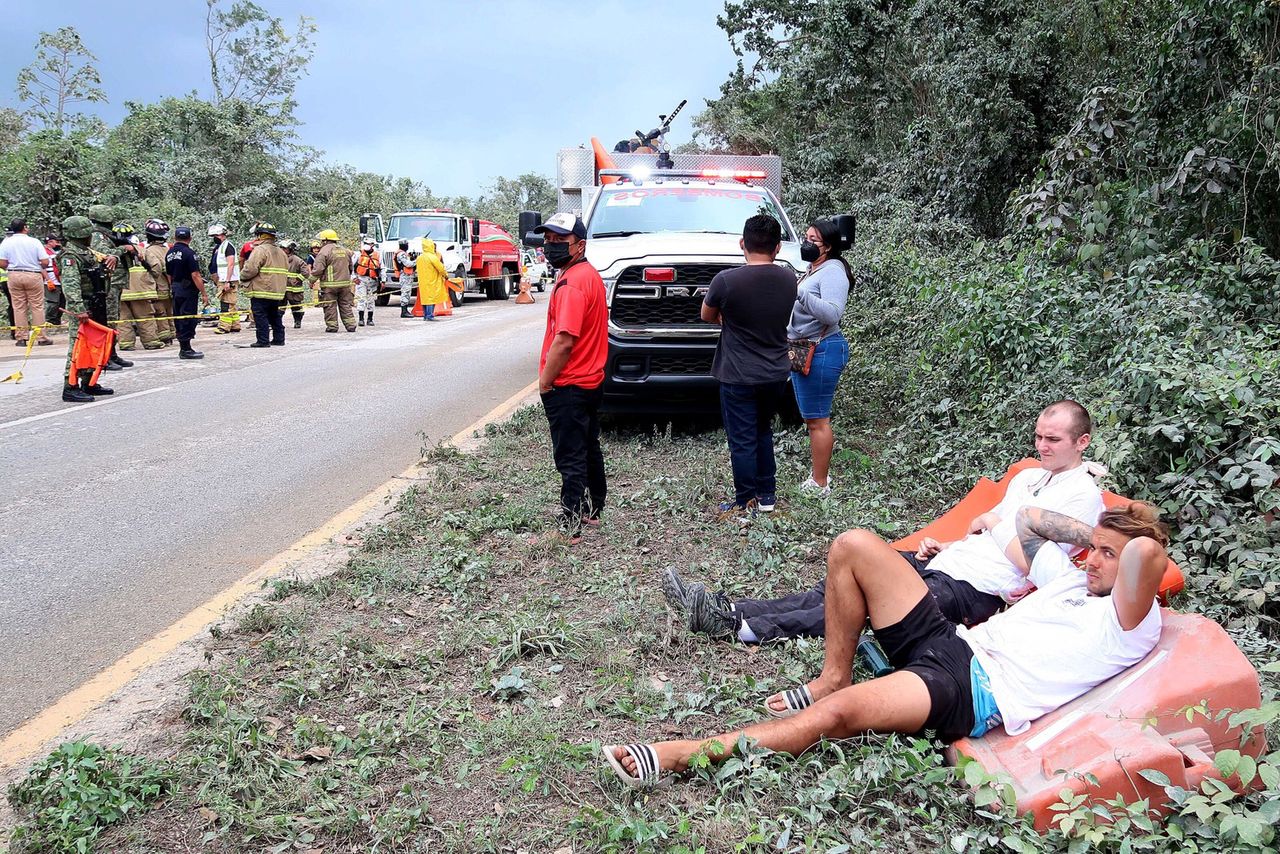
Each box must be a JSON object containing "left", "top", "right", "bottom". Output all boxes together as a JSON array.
[{"left": 599, "top": 168, "right": 770, "bottom": 185}]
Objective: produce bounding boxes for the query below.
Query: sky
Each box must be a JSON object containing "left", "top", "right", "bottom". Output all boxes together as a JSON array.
[{"left": 0, "top": 0, "right": 741, "bottom": 197}]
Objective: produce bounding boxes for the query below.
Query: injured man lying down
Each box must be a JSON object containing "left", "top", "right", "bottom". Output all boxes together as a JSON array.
[{"left": 602, "top": 501, "right": 1170, "bottom": 789}]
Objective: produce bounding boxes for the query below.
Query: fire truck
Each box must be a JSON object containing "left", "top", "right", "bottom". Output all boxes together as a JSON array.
[
  {"left": 520, "top": 121, "right": 804, "bottom": 413},
  {"left": 358, "top": 210, "right": 521, "bottom": 304}
]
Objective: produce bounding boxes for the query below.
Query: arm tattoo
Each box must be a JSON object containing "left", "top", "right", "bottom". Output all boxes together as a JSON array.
[{"left": 1015, "top": 507, "right": 1094, "bottom": 566}]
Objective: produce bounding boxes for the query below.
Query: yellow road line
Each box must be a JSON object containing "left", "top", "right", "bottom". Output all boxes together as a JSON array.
[{"left": 0, "top": 378, "right": 539, "bottom": 771}]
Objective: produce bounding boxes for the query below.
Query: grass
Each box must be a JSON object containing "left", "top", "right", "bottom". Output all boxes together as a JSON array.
[{"left": 8, "top": 405, "right": 1278, "bottom": 852}]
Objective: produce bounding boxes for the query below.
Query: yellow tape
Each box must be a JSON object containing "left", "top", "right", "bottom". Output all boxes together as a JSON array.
[
  {"left": 1, "top": 325, "right": 46, "bottom": 384},
  {"left": 108, "top": 300, "right": 337, "bottom": 324}
]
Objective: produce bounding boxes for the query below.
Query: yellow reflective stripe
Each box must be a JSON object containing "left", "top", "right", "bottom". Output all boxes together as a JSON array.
[
  {"left": 121, "top": 292, "right": 159, "bottom": 300},
  {"left": 260, "top": 266, "right": 290, "bottom": 274},
  {"left": 243, "top": 290, "right": 285, "bottom": 299}
]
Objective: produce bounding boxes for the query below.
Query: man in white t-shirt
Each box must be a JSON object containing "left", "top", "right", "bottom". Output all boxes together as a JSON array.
[
  {"left": 601, "top": 502, "right": 1170, "bottom": 788},
  {"left": 664, "top": 400, "right": 1104, "bottom": 642},
  {"left": 209, "top": 225, "right": 241, "bottom": 334}
]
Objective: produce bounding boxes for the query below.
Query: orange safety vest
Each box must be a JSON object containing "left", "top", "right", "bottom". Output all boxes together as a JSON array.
[
  {"left": 355, "top": 250, "right": 381, "bottom": 278},
  {"left": 394, "top": 254, "right": 414, "bottom": 279}
]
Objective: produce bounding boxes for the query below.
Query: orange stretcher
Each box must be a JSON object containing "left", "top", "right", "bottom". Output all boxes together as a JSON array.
[
  {"left": 890, "top": 459, "right": 1186, "bottom": 603},
  {"left": 947, "top": 611, "right": 1266, "bottom": 830}
]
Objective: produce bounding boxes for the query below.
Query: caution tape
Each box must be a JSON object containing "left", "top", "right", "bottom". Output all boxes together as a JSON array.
[
  {"left": 106, "top": 299, "right": 338, "bottom": 324},
  {"left": 1, "top": 326, "right": 49, "bottom": 384}
]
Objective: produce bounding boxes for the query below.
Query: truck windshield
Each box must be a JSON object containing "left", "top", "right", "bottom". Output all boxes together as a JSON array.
[
  {"left": 588, "top": 185, "right": 794, "bottom": 240},
  {"left": 387, "top": 215, "right": 457, "bottom": 242}
]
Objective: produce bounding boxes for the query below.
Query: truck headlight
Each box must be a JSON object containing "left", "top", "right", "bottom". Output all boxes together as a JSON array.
[{"left": 604, "top": 278, "right": 617, "bottom": 306}]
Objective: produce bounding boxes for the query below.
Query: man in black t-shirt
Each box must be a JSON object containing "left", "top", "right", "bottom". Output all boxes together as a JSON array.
[
  {"left": 164, "top": 226, "right": 210, "bottom": 360},
  {"left": 702, "top": 215, "right": 797, "bottom": 516}
]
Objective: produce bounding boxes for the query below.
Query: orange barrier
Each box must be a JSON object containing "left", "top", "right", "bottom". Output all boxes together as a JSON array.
[
  {"left": 948, "top": 611, "right": 1266, "bottom": 830},
  {"left": 890, "top": 459, "right": 1185, "bottom": 603}
]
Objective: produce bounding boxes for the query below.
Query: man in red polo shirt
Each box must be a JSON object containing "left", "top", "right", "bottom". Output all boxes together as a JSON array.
[{"left": 535, "top": 212, "right": 609, "bottom": 544}]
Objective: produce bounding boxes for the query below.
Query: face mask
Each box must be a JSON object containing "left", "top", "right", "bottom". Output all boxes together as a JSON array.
[
  {"left": 800, "top": 241, "right": 822, "bottom": 263},
  {"left": 544, "top": 241, "right": 575, "bottom": 269}
]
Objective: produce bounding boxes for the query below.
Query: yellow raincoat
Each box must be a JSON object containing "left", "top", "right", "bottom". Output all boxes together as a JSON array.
[{"left": 415, "top": 238, "right": 449, "bottom": 308}]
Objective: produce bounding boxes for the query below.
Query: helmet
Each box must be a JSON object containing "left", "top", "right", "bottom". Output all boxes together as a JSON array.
[
  {"left": 62, "top": 215, "right": 94, "bottom": 240},
  {"left": 207, "top": 224, "right": 228, "bottom": 237},
  {"left": 361, "top": 236, "right": 376, "bottom": 248},
  {"left": 316, "top": 229, "right": 339, "bottom": 242},
  {"left": 111, "top": 222, "right": 135, "bottom": 244},
  {"left": 280, "top": 239, "right": 297, "bottom": 252},
  {"left": 144, "top": 218, "right": 169, "bottom": 239},
  {"left": 87, "top": 204, "right": 115, "bottom": 224},
  {"left": 253, "top": 221, "right": 278, "bottom": 236},
  {"left": 309, "top": 240, "right": 321, "bottom": 250},
  {"left": 398, "top": 239, "right": 409, "bottom": 250}
]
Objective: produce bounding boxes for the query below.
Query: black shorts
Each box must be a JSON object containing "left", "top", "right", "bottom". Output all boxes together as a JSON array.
[
  {"left": 875, "top": 593, "right": 976, "bottom": 742},
  {"left": 897, "top": 551, "right": 1006, "bottom": 628}
]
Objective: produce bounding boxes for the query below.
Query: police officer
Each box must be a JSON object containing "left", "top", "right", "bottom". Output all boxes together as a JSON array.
[
  {"left": 58, "top": 215, "right": 112, "bottom": 403},
  {"left": 240, "top": 222, "right": 289, "bottom": 347},
  {"left": 164, "top": 226, "right": 209, "bottom": 359},
  {"left": 310, "top": 229, "right": 356, "bottom": 333},
  {"left": 87, "top": 204, "right": 133, "bottom": 370},
  {"left": 281, "top": 239, "right": 308, "bottom": 328}
]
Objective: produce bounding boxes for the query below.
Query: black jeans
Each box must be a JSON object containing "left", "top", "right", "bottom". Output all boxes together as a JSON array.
[
  {"left": 172, "top": 285, "right": 199, "bottom": 344},
  {"left": 541, "top": 384, "right": 606, "bottom": 535},
  {"left": 250, "top": 297, "right": 285, "bottom": 344},
  {"left": 733, "top": 551, "right": 1006, "bottom": 643},
  {"left": 719, "top": 379, "right": 788, "bottom": 506}
]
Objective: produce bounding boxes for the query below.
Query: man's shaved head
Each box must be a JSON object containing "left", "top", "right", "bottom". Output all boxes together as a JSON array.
[{"left": 1041, "top": 400, "right": 1092, "bottom": 440}]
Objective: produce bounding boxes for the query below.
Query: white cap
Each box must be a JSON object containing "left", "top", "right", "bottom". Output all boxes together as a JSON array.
[
  {"left": 533, "top": 212, "right": 586, "bottom": 238},
  {"left": 207, "top": 224, "right": 228, "bottom": 236}
]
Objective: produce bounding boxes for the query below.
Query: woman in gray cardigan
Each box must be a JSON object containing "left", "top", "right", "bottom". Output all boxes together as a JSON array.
[{"left": 789, "top": 218, "right": 851, "bottom": 495}]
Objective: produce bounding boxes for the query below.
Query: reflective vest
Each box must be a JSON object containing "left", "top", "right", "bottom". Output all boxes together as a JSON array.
[
  {"left": 240, "top": 240, "right": 290, "bottom": 300},
  {"left": 394, "top": 252, "right": 415, "bottom": 280},
  {"left": 122, "top": 263, "right": 159, "bottom": 300},
  {"left": 355, "top": 250, "right": 381, "bottom": 279}
]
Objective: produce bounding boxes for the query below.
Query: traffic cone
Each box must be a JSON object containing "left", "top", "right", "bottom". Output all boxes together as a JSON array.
[
  {"left": 411, "top": 291, "right": 423, "bottom": 317},
  {"left": 434, "top": 298, "right": 453, "bottom": 317},
  {"left": 515, "top": 275, "right": 535, "bottom": 304}
]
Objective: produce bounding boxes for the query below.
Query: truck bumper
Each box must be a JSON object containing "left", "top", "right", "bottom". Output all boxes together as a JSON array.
[{"left": 601, "top": 337, "right": 720, "bottom": 414}]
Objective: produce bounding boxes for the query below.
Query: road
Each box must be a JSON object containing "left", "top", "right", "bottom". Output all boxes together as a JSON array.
[{"left": 0, "top": 299, "right": 547, "bottom": 735}]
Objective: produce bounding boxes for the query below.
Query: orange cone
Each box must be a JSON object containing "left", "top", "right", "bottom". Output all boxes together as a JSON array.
[
  {"left": 434, "top": 298, "right": 453, "bottom": 317},
  {"left": 411, "top": 291, "right": 423, "bottom": 317}
]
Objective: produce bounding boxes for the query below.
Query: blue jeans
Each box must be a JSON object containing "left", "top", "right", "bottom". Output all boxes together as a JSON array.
[
  {"left": 791, "top": 332, "right": 849, "bottom": 419},
  {"left": 719, "top": 380, "right": 788, "bottom": 506},
  {"left": 422, "top": 303, "right": 435, "bottom": 320}
]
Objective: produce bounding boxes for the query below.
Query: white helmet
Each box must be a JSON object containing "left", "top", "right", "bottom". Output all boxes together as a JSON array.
[
  {"left": 361, "top": 236, "right": 376, "bottom": 248},
  {"left": 207, "top": 224, "right": 228, "bottom": 237}
]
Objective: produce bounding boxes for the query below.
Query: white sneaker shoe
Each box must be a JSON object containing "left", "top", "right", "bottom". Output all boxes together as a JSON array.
[{"left": 799, "top": 476, "right": 832, "bottom": 497}]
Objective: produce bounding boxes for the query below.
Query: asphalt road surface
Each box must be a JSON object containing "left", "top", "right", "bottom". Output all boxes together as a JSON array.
[{"left": 0, "top": 298, "right": 547, "bottom": 735}]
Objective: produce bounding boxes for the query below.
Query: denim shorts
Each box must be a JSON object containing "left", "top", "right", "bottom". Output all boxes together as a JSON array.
[{"left": 791, "top": 332, "right": 849, "bottom": 419}]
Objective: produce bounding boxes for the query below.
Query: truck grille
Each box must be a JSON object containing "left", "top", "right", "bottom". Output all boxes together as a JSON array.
[
  {"left": 649, "top": 354, "right": 713, "bottom": 375},
  {"left": 610, "top": 264, "right": 736, "bottom": 328}
]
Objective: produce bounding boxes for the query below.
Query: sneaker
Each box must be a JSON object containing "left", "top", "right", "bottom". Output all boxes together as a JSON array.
[
  {"left": 686, "top": 585, "right": 738, "bottom": 638},
  {"left": 660, "top": 565, "right": 692, "bottom": 612},
  {"left": 799, "top": 477, "right": 832, "bottom": 497},
  {"left": 757, "top": 494, "right": 777, "bottom": 512}
]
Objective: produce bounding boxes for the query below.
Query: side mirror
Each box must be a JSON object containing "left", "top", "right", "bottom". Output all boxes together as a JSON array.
[
  {"left": 470, "top": 218, "right": 481, "bottom": 244},
  {"left": 519, "top": 211, "right": 543, "bottom": 247},
  {"left": 359, "top": 215, "right": 370, "bottom": 237},
  {"left": 834, "top": 214, "right": 856, "bottom": 250}
]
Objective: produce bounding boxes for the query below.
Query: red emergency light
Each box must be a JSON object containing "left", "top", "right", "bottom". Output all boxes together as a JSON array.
[
  {"left": 700, "top": 169, "right": 769, "bottom": 182},
  {"left": 643, "top": 267, "right": 677, "bottom": 283}
]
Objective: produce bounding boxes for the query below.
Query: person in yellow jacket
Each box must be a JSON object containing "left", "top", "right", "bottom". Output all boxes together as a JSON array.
[
  {"left": 240, "top": 222, "right": 290, "bottom": 347},
  {"left": 415, "top": 237, "right": 448, "bottom": 321},
  {"left": 310, "top": 229, "right": 356, "bottom": 332},
  {"left": 141, "top": 221, "right": 176, "bottom": 344},
  {"left": 114, "top": 225, "right": 163, "bottom": 351}
]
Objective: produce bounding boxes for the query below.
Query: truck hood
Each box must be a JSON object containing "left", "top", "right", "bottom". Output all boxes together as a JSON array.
[{"left": 585, "top": 232, "right": 803, "bottom": 276}]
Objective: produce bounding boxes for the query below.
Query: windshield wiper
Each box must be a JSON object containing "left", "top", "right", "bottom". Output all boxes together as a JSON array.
[{"left": 591, "top": 230, "right": 644, "bottom": 238}]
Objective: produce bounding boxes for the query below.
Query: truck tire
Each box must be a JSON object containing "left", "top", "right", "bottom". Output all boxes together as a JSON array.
[
  {"left": 487, "top": 269, "right": 515, "bottom": 301},
  {"left": 449, "top": 267, "right": 466, "bottom": 307}
]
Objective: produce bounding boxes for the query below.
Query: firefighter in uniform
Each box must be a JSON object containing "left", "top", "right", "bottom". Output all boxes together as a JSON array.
[
  {"left": 58, "top": 215, "right": 112, "bottom": 403},
  {"left": 87, "top": 204, "right": 134, "bottom": 370},
  {"left": 353, "top": 236, "right": 382, "bottom": 326},
  {"left": 240, "top": 222, "right": 291, "bottom": 347},
  {"left": 281, "top": 239, "right": 308, "bottom": 328},
  {"left": 142, "top": 219, "right": 177, "bottom": 344},
  {"left": 111, "top": 223, "right": 163, "bottom": 351},
  {"left": 310, "top": 229, "right": 356, "bottom": 332},
  {"left": 394, "top": 239, "right": 417, "bottom": 318}
]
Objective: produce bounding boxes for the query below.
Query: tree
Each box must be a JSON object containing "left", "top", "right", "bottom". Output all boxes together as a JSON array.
[
  {"left": 15, "top": 27, "right": 107, "bottom": 134},
  {"left": 205, "top": 0, "right": 317, "bottom": 112}
]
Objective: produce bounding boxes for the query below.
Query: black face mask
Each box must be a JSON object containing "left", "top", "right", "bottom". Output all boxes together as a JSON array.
[
  {"left": 800, "top": 241, "right": 822, "bottom": 263},
  {"left": 544, "top": 241, "right": 575, "bottom": 269}
]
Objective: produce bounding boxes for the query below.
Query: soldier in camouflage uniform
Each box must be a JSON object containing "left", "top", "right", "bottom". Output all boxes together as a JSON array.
[
  {"left": 87, "top": 204, "right": 134, "bottom": 371},
  {"left": 58, "top": 216, "right": 112, "bottom": 403}
]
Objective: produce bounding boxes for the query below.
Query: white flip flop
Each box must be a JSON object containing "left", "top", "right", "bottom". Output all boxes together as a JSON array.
[
  {"left": 766, "top": 685, "right": 814, "bottom": 719},
  {"left": 601, "top": 743, "right": 672, "bottom": 790}
]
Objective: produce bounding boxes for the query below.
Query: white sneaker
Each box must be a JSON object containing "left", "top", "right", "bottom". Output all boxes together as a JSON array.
[{"left": 799, "top": 476, "right": 832, "bottom": 497}]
